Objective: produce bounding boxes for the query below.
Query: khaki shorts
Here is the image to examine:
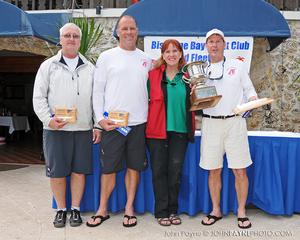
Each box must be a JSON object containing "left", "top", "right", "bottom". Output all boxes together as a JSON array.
[{"left": 199, "top": 116, "right": 252, "bottom": 170}]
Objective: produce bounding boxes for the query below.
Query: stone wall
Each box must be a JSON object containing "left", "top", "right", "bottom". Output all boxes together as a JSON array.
[
  {"left": 88, "top": 18, "right": 119, "bottom": 61},
  {"left": 0, "top": 37, "right": 57, "bottom": 56},
  {"left": 249, "top": 20, "right": 300, "bottom": 132}
]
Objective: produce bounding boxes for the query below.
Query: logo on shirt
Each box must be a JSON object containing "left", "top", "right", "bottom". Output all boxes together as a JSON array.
[
  {"left": 141, "top": 59, "right": 148, "bottom": 68},
  {"left": 236, "top": 56, "right": 245, "bottom": 62},
  {"left": 227, "top": 67, "right": 237, "bottom": 76}
]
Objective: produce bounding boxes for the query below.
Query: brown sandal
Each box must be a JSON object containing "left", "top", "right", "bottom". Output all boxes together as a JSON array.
[
  {"left": 169, "top": 214, "right": 182, "bottom": 225},
  {"left": 157, "top": 217, "right": 171, "bottom": 226}
]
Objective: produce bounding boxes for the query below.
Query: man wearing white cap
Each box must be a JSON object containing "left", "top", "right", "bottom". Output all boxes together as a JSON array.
[{"left": 199, "top": 28, "right": 257, "bottom": 229}]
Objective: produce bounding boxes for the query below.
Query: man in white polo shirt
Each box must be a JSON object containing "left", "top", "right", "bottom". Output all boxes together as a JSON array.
[{"left": 200, "top": 29, "right": 257, "bottom": 229}]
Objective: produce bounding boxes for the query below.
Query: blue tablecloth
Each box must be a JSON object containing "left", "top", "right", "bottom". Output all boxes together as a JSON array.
[{"left": 54, "top": 131, "right": 300, "bottom": 216}]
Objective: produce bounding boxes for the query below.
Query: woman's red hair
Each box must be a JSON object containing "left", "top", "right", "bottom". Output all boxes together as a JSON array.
[{"left": 154, "top": 39, "right": 186, "bottom": 70}]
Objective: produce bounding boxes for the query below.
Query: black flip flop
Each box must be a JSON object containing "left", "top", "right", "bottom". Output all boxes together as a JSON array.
[
  {"left": 86, "top": 215, "right": 110, "bottom": 227},
  {"left": 123, "top": 215, "right": 137, "bottom": 227},
  {"left": 237, "top": 217, "right": 252, "bottom": 229},
  {"left": 201, "top": 214, "right": 223, "bottom": 226}
]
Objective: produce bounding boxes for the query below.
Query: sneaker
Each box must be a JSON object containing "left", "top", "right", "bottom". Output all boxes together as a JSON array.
[
  {"left": 70, "top": 209, "right": 83, "bottom": 227},
  {"left": 53, "top": 210, "right": 67, "bottom": 228}
]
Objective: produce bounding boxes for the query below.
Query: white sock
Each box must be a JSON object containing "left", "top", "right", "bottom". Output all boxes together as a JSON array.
[
  {"left": 57, "top": 208, "right": 67, "bottom": 212},
  {"left": 71, "top": 206, "right": 80, "bottom": 211}
]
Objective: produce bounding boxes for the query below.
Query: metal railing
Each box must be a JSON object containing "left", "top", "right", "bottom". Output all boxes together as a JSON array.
[
  {"left": 3, "top": 0, "right": 135, "bottom": 10},
  {"left": 3, "top": 0, "right": 300, "bottom": 11},
  {"left": 266, "top": 0, "right": 300, "bottom": 10}
]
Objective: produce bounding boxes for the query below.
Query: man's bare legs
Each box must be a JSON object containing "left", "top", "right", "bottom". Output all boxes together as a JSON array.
[
  {"left": 202, "top": 168, "right": 223, "bottom": 224},
  {"left": 51, "top": 173, "right": 88, "bottom": 209},
  {"left": 202, "top": 168, "right": 251, "bottom": 227},
  {"left": 51, "top": 178, "right": 66, "bottom": 209},
  {"left": 70, "top": 173, "right": 85, "bottom": 208},
  {"left": 124, "top": 168, "right": 139, "bottom": 225},
  {"left": 87, "top": 173, "right": 116, "bottom": 225},
  {"left": 87, "top": 168, "right": 140, "bottom": 226},
  {"left": 232, "top": 168, "right": 251, "bottom": 228}
]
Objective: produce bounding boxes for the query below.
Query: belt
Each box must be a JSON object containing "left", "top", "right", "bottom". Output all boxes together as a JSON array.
[{"left": 202, "top": 114, "right": 239, "bottom": 119}]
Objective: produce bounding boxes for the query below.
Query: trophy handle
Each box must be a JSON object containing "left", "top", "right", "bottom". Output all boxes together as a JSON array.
[
  {"left": 182, "top": 63, "right": 188, "bottom": 74},
  {"left": 182, "top": 74, "right": 191, "bottom": 84},
  {"left": 181, "top": 63, "right": 191, "bottom": 84}
]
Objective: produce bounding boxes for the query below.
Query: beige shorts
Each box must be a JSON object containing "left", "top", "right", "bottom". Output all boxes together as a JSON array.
[{"left": 199, "top": 116, "right": 252, "bottom": 170}]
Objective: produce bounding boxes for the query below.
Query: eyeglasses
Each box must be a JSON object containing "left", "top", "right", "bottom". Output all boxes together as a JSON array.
[
  {"left": 120, "top": 27, "right": 137, "bottom": 32},
  {"left": 206, "top": 40, "right": 224, "bottom": 46},
  {"left": 62, "top": 34, "right": 80, "bottom": 39},
  {"left": 208, "top": 57, "right": 226, "bottom": 80}
]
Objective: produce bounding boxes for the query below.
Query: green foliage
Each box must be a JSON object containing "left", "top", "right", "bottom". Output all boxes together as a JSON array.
[{"left": 70, "top": 17, "right": 103, "bottom": 64}]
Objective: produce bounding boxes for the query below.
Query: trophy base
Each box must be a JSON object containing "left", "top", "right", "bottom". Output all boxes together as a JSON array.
[{"left": 190, "top": 95, "right": 222, "bottom": 111}]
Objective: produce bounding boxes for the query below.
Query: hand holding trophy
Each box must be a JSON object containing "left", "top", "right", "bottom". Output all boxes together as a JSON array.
[{"left": 182, "top": 61, "right": 222, "bottom": 111}]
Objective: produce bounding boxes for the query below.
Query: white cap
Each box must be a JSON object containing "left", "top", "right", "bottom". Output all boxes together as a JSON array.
[{"left": 205, "top": 28, "right": 225, "bottom": 42}]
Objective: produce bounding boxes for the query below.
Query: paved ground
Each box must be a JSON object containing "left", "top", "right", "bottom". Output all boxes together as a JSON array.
[{"left": 0, "top": 164, "right": 299, "bottom": 240}]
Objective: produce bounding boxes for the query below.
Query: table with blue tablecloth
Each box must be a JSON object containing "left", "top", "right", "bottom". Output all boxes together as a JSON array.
[{"left": 55, "top": 131, "right": 300, "bottom": 216}]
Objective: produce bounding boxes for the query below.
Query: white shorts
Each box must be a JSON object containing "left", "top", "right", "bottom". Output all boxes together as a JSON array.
[{"left": 199, "top": 116, "right": 252, "bottom": 170}]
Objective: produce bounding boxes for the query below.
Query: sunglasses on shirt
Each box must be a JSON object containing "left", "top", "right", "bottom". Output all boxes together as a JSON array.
[{"left": 207, "top": 57, "right": 226, "bottom": 80}]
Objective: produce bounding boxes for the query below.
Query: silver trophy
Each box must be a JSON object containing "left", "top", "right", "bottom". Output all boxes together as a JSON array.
[{"left": 182, "top": 61, "right": 222, "bottom": 111}]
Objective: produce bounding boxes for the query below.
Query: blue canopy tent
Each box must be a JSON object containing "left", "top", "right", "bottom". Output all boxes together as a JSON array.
[
  {"left": 28, "top": 13, "right": 70, "bottom": 44},
  {"left": 116, "top": 0, "right": 291, "bottom": 51},
  {"left": 0, "top": 0, "right": 69, "bottom": 44}
]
